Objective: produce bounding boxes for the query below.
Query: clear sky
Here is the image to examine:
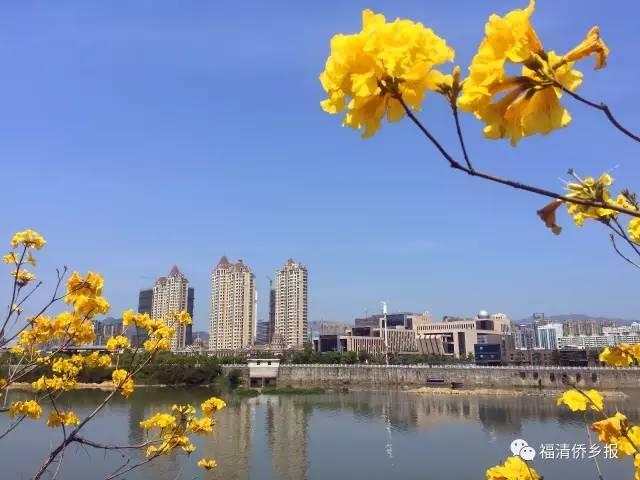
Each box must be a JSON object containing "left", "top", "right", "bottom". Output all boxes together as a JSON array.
[{"left": 2, "top": 1, "right": 639, "bottom": 331}]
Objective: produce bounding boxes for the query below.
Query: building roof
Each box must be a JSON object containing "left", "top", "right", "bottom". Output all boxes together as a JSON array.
[
  {"left": 216, "top": 256, "right": 232, "bottom": 269},
  {"left": 168, "top": 265, "right": 182, "bottom": 277}
]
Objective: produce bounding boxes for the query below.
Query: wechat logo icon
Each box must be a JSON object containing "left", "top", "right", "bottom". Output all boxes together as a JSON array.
[{"left": 511, "top": 439, "right": 536, "bottom": 461}]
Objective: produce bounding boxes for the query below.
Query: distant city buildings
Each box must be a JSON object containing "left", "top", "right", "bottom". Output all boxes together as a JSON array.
[
  {"left": 535, "top": 323, "right": 563, "bottom": 350},
  {"left": 209, "top": 257, "right": 257, "bottom": 351},
  {"left": 138, "top": 288, "right": 153, "bottom": 315},
  {"left": 416, "top": 311, "right": 511, "bottom": 357},
  {"left": 93, "top": 317, "right": 124, "bottom": 346},
  {"left": 151, "top": 266, "right": 193, "bottom": 351},
  {"left": 273, "top": 259, "right": 308, "bottom": 349},
  {"left": 512, "top": 324, "right": 535, "bottom": 349}
]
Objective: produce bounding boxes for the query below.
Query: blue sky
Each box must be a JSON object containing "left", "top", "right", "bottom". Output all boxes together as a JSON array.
[{"left": 2, "top": 1, "right": 639, "bottom": 331}]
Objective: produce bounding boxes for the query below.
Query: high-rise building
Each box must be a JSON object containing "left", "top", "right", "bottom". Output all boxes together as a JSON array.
[
  {"left": 512, "top": 324, "right": 535, "bottom": 349},
  {"left": 151, "top": 266, "right": 193, "bottom": 351},
  {"left": 209, "top": 256, "right": 257, "bottom": 351},
  {"left": 138, "top": 288, "right": 153, "bottom": 314},
  {"left": 268, "top": 279, "right": 276, "bottom": 344},
  {"left": 255, "top": 321, "right": 271, "bottom": 345},
  {"left": 274, "top": 259, "right": 308, "bottom": 349},
  {"left": 563, "top": 319, "right": 600, "bottom": 336}
]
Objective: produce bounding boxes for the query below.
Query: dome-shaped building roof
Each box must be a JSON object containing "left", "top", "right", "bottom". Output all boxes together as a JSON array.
[{"left": 477, "top": 310, "right": 490, "bottom": 319}]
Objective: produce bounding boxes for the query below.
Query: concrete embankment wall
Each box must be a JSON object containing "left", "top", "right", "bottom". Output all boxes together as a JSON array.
[{"left": 221, "top": 364, "right": 640, "bottom": 389}]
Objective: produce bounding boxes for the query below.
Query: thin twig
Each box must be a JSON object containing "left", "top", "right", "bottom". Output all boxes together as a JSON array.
[
  {"left": 609, "top": 234, "right": 640, "bottom": 269},
  {"left": 395, "top": 96, "right": 640, "bottom": 218},
  {"left": 557, "top": 84, "right": 640, "bottom": 144}
]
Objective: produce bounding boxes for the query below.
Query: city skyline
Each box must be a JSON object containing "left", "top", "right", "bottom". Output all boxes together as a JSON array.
[{"left": 2, "top": 1, "right": 639, "bottom": 331}]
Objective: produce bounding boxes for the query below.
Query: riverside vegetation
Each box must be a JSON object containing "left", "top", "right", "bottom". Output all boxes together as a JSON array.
[{"left": 319, "top": 2, "right": 640, "bottom": 479}]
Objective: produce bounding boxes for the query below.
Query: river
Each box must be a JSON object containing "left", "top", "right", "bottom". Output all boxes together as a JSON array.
[{"left": 1, "top": 388, "right": 638, "bottom": 479}]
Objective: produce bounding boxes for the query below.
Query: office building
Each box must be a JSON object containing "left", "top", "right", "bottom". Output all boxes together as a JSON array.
[{"left": 535, "top": 323, "right": 563, "bottom": 350}]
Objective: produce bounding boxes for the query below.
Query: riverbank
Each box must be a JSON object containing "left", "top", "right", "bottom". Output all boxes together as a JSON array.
[{"left": 406, "top": 386, "right": 629, "bottom": 398}]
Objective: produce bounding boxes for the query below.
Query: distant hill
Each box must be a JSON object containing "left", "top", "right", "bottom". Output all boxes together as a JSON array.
[{"left": 517, "top": 314, "right": 638, "bottom": 325}]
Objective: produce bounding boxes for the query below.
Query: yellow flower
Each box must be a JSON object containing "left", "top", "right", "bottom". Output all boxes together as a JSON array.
[
  {"left": 105, "top": 335, "right": 130, "bottom": 352},
  {"left": 32, "top": 374, "right": 76, "bottom": 392},
  {"left": 536, "top": 199, "right": 563, "bottom": 235},
  {"left": 7, "top": 400, "right": 42, "bottom": 419},
  {"left": 592, "top": 413, "right": 640, "bottom": 458},
  {"left": 140, "top": 413, "right": 177, "bottom": 430},
  {"left": 188, "top": 417, "right": 214, "bottom": 435},
  {"left": 486, "top": 456, "right": 540, "bottom": 480},
  {"left": 629, "top": 218, "right": 640, "bottom": 244},
  {"left": 47, "top": 411, "right": 80, "bottom": 427},
  {"left": 557, "top": 389, "right": 603, "bottom": 412},
  {"left": 171, "top": 404, "right": 196, "bottom": 416},
  {"left": 565, "top": 173, "right": 618, "bottom": 226},
  {"left": 112, "top": 369, "right": 134, "bottom": 398},
  {"left": 197, "top": 459, "right": 218, "bottom": 470},
  {"left": 600, "top": 345, "right": 638, "bottom": 367},
  {"left": 11, "top": 269, "right": 36, "bottom": 286},
  {"left": 320, "top": 9, "right": 454, "bottom": 137},
  {"left": 201, "top": 397, "right": 226, "bottom": 416},
  {"left": 177, "top": 311, "right": 192, "bottom": 325},
  {"left": 563, "top": 26, "right": 609, "bottom": 69},
  {"left": 10, "top": 230, "right": 46, "bottom": 250},
  {"left": 458, "top": 0, "right": 608, "bottom": 145},
  {"left": 84, "top": 352, "right": 112, "bottom": 368},
  {"left": 2, "top": 252, "right": 18, "bottom": 264}
]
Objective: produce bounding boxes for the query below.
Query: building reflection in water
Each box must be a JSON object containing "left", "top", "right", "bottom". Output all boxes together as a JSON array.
[
  {"left": 266, "top": 395, "right": 309, "bottom": 480},
  {"left": 201, "top": 399, "right": 254, "bottom": 480},
  {"left": 122, "top": 389, "right": 640, "bottom": 480}
]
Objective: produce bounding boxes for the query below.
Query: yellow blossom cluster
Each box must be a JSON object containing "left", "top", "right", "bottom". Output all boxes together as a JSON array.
[
  {"left": 11, "top": 230, "right": 47, "bottom": 250},
  {"left": 65, "top": 271, "right": 110, "bottom": 318},
  {"left": 112, "top": 369, "right": 134, "bottom": 398},
  {"left": 140, "top": 396, "right": 226, "bottom": 459},
  {"left": 320, "top": 9, "right": 454, "bottom": 137},
  {"left": 11, "top": 269, "right": 36, "bottom": 287},
  {"left": 486, "top": 456, "right": 540, "bottom": 480},
  {"left": 197, "top": 458, "right": 218, "bottom": 470},
  {"left": 557, "top": 389, "right": 603, "bottom": 412},
  {"left": 600, "top": 344, "right": 640, "bottom": 367},
  {"left": 106, "top": 335, "right": 130, "bottom": 352},
  {"left": 592, "top": 412, "right": 640, "bottom": 458},
  {"left": 3, "top": 230, "right": 45, "bottom": 289},
  {"left": 47, "top": 411, "right": 80, "bottom": 428},
  {"left": 537, "top": 173, "right": 639, "bottom": 237},
  {"left": 84, "top": 352, "right": 112, "bottom": 369},
  {"left": 121, "top": 308, "right": 176, "bottom": 352},
  {"left": 7, "top": 400, "right": 42, "bottom": 419},
  {"left": 458, "top": 0, "right": 609, "bottom": 145}
]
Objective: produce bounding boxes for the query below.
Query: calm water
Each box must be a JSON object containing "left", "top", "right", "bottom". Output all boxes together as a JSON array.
[{"left": 2, "top": 388, "right": 639, "bottom": 479}]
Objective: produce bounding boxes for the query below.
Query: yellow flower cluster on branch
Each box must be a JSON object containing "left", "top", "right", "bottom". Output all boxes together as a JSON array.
[
  {"left": 140, "top": 396, "right": 226, "bottom": 459},
  {"left": 458, "top": 0, "right": 608, "bottom": 145},
  {"left": 7, "top": 400, "right": 42, "bottom": 419},
  {"left": 486, "top": 456, "right": 540, "bottom": 480},
  {"left": 112, "top": 369, "right": 134, "bottom": 398},
  {"left": 11, "top": 230, "right": 47, "bottom": 250},
  {"left": 600, "top": 344, "right": 640, "bottom": 367},
  {"left": 537, "top": 172, "right": 639, "bottom": 237},
  {"left": 122, "top": 308, "right": 177, "bottom": 352},
  {"left": 197, "top": 458, "right": 218, "bottom": 470},
  {"left": 47, "top": 411, "right": 80, "bottom": 428},
  {"left": 592, "top": 412, "right": 640, "bottom": 458},
  {"left": 320, "top": 9, "right": 454, "bottom": 137},
  {"left": 105, "top": 335, "right": 130, "bottom": 352}
]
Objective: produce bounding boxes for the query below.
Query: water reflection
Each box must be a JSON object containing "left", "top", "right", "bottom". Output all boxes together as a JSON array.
[{"left": 2, "top": 388, "right": 639, "bottom": 479}]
